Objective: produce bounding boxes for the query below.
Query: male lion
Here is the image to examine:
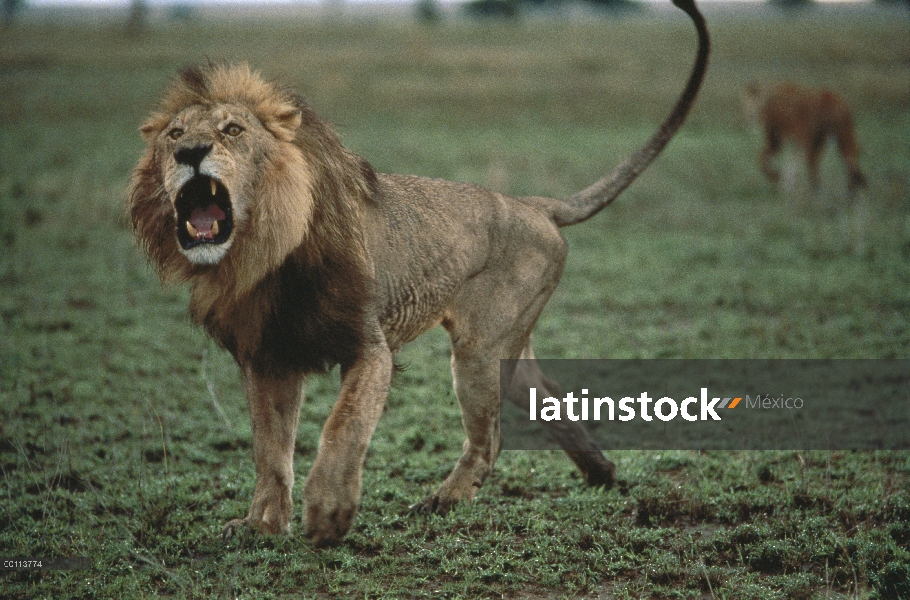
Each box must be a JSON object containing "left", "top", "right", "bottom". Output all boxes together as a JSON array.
[
  {"left": 743, "top": 82, "right": 867, "bottom": 194},
  {"left": 128, "top": 0, "right": 709, "bottom": 546}
]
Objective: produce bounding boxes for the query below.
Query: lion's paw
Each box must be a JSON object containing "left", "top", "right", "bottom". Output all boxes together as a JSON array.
[
  {"left": 579, "top": 455, "right": 616, "bottom": 489},
  {"left": 221, "top": 518, "right": 250, "bottom": 543},
  {"left": 303, "top": 500, "right": 357, "bottom": 547},
  {"left": 221, "top": 515, "right": 290, "bottom": 543},
  {"left": 408, "top": 494, "right": 457, "bottom": 516}
]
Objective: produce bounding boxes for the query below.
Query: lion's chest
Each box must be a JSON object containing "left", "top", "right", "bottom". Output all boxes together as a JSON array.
[{"left": 192, "top": 248, "right": 370, "bottom": 377}]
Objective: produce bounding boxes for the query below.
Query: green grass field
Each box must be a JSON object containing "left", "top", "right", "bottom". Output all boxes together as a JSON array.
[{"left": 1, "top": 4, "right": 909, "bottom": 598}]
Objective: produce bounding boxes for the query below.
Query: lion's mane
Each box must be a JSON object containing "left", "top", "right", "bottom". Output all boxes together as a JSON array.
[{"left": 128, "top": 63, "right": 379, "bottom": 376}]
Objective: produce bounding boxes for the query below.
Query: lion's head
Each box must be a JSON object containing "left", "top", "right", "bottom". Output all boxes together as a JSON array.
[{"left": 128, "top": 62, "right": 375, "bottom": 295}]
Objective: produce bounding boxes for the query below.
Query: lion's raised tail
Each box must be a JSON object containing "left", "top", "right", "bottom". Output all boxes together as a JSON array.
[{"left": 551, "top": 0, "right": 710, "bottom": 227}]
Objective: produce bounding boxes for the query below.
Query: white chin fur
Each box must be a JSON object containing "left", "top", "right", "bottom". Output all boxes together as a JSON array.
[{"left": 181, "top": 240, "right": 232, "bottom": 265}]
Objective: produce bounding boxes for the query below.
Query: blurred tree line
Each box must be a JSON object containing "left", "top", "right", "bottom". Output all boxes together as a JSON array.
[
  {"left": 1, "top": 0, "right": 907, "bottom": 29},
  {"left": 3, "top": 0, "right": 22, "bottom": 25},
  {"left": 460, "top": 0, "right": 642, "bottom": 19}
]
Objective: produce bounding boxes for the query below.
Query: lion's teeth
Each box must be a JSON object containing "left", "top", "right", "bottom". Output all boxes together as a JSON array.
[
  {"left": 210, "top": 180, "right": 217, "bottom": 196},
  {"left": 212, "top": 220, "right": 219, "bottom": 237},
  {"left": 187, "top": 220, "right": 200, "bottom": 238}
]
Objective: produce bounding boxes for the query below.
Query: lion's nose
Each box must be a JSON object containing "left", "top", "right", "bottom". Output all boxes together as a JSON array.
[{"left": 174, "top": 143, "right": 213, "bottom": 171}]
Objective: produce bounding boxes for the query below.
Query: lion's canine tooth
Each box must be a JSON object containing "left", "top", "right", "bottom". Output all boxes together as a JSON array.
[
  {"left": 186, "top": 220, "right": 200, "bottom": 239},
  {"left": 210, "top": 180, "right": 217, "bottom": 196},
  {"left": 212, "top": 220, "right": 219, "bottom": 237}
]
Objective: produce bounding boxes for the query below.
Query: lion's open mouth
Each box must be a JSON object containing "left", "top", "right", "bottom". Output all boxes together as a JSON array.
[{"left": 175, "top": 176, "right": 233, "bottom": 250}]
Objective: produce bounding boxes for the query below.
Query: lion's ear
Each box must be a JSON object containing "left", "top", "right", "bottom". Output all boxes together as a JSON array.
[
  {"left": 267, "top": 108, "right": 302, "bottom": 142},
  {"left": 139, "top": 112, "right": 170, "bottom": 142},
  {"left": 139, "top": 123, "right": 159, "bottom": 142}
]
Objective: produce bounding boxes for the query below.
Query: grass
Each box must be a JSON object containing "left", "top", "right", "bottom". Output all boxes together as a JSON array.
[{"left": 1, "top": 4, "right": 909, "bottom": 598}]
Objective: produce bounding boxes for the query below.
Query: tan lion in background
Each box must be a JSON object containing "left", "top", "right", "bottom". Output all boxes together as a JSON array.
[
  {"left": 743, "top": 82, "right": 867, "bottom": 194},
  {"left": 128, "top": 0, "right": 709, "bottom": 546}
]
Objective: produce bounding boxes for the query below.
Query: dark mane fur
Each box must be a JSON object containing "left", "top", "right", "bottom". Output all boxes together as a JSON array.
[{"left": 194, "top": 214, "right": 373, "bottom": 378}]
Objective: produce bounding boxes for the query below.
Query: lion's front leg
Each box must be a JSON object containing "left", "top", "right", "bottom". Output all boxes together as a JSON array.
[
  {"left": 303, "top": 341, "right": 393, "bottom": 547},
  {"left": 222, "top": 366, "right": 305, "bottom": 541}
]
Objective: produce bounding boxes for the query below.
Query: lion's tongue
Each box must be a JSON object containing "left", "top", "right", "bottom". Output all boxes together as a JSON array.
[{"left": 189, "top": 204, "right": 226, "bottom": 238}]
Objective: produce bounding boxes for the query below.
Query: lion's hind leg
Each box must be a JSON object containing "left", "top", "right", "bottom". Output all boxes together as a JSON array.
[
  {"left": 509, "top": 349, "right": 615, "bottom": 488},
  {"left": 409, "top": 343, "right": 506, "bottom": 515},
  {"left": 833, "top": 116, "right": 866, "bottom": 194},
  {"left": 411, "top": 218, "right": 572, "bottom": 514}
]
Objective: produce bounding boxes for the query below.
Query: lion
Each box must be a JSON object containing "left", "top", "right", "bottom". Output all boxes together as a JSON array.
[
  {"left": 127, "top": 0, "right": 709, "bottom": 547},
  {"left": 742, "top": 82, "right": 867, "bottom": 194}
]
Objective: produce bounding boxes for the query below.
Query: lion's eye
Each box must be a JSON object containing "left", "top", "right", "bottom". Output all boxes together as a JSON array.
[
  {"left": 168, "top": 128, "right": 184, "bottom": 141},
  {"left": 223, "top": 124, "right": 244, "bottom": 137}
]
